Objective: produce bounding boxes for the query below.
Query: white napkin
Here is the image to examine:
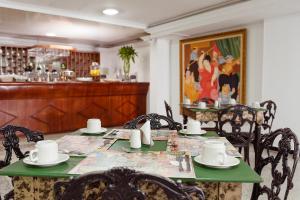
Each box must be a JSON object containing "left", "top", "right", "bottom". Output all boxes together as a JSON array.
[{"left": 140, "top": 121, "right": 154, "bottom": 146}]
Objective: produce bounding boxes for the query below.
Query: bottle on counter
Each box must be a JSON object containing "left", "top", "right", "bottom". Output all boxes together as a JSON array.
[{"left": 90, "top": 62, "right": 100, "bottom": 81}]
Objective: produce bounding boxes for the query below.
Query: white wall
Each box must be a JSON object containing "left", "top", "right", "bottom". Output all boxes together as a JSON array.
[
  {"left": 149, "top": 39, "right": 171, "bottom": 114},
  {"left": 98, "top": 43, "right": 150, "bottom": 82},
  {"left": 98, "top": 42, "right": 150, "bottom": 112},
  {"left": 262, "top": 13, "right": 300, "bottom": 136}
]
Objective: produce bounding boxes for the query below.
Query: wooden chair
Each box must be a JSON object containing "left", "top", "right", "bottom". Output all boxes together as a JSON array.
[
  {"left": 260, "top": 100, "right": 277, "bottom": 134},
  {"left": 0, "top": 125, "right": 44, "bottom": 200},
  {"left": 217, "top": 105, "right": 256, "bottom": 164},
  {"left": 54, "top": 167, "right": 205, "bottom": 200},
  {"left": 123, "top": 113, "right": 182, "bottom": 131},
  {"left": 251, "top": 128, "right": 299, "bottom": 200}
]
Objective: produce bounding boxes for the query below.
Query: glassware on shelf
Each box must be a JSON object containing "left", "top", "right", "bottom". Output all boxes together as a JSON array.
[{"left": 115, "top": 68, "right": 122, "bottom": 80}]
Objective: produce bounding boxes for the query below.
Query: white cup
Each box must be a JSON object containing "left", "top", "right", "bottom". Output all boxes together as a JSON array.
[
  {"left": 252, "top": 101, "right": 260, "bottom": 108},
  {"left": 214, "top": 100, "right": 219, "bottom": 108},
  {"left": 229, "top": 98, "right": 237, "bottom": 105},
  {"left": 187, "top": 119, "right": 201, "bottom": 134},
  {"left": 199, "top": 102, "right": 207, "bottom": 109},
  {"left": 184, "top": 98, "right": 191, "bottom": 105},
  {"left": 201, "top": 140, "right": 227, "bottom": 165},
  {"left": 87, "top": 118, "right": 102, "bottom": 132},
  {"left": 29, "top": 140, "right": 58, "bottom": 164},
  {"left": 130, "top": 130, "right": 141, "bottom": 149}
]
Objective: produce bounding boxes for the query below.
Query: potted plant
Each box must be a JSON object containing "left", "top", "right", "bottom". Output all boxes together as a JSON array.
[{"left": 118, "top": 45, "right": 138, "bottom": 81}]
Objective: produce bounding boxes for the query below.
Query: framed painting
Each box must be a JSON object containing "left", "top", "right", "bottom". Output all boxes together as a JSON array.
[{"left": 180, "top": 29, "right": 247, "bottom": 105}]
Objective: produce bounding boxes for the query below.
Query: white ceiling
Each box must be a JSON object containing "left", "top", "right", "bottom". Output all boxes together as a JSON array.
[
  {"left": 0, "top": 0, "right": 244, "bottom": 47},
  {"left": 5, "top": 0, "right": 239, "bottom": 27},
  {"left": 0, "top": 7, "right": 146, "bottom": 47}
]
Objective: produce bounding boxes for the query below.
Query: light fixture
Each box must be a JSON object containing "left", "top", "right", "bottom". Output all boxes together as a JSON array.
[
  {"left": 102, "top": 8, "right": 119, "bottom": 16},
  {"left": 46, "top": 33, "right": 56, "bottom": 37}
]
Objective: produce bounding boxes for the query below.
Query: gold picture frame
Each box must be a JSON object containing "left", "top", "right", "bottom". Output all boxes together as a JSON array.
[{"left": 180, "top": 29, "right": 247, "bottom": 106}]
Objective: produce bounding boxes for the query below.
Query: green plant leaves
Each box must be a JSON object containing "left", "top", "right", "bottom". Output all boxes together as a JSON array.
[{"left": 118, "top": 45, "right": 138, "bottom": 64}]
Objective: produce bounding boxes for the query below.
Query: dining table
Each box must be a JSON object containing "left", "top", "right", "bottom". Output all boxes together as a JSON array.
[
  {"left": 181, "top": 104, "right": 266, "bottom": 167},
  {"left": 181, "top": 104, "right": 265, "bottom": 125},
  {"left": 0, "top": 129, "right": 262, "bottom": 200}
]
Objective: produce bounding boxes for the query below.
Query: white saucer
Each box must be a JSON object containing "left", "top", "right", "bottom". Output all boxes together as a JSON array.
[
  {"left": 179, "top": 129, "right": 207, "bottom": 135},
  {"left": 79, "top": 127, "right": 107, "bottom": 134},
  {"left": 194, "top": 155, "right": 240, "bottom": 169},
  {"left": 23, "top": 154, "right": 70, "bottom": 167}
]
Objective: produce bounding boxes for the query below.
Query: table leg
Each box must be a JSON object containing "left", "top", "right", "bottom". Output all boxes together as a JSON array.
[
  {"left": 250, "top": 123, "right": 262, "bottom": 200},
  {"left": 253, "top": 123, "right": 262, "bottom": 169}
]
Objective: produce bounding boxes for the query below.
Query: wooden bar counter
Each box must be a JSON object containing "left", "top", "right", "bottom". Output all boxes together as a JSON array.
[{"left": 0, "top": 82, "right": 149, "bottom": 133}]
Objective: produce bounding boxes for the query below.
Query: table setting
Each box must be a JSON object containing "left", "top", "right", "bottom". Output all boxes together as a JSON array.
[
  {"left": 0, "top": 117, "right": 262, "bottom": 200},
  {"left": 16, "top": 117, "right": 246, "bottom": 171}
]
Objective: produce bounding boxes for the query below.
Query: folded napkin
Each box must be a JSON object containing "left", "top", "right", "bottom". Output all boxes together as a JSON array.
[{"left": 140, "top": 121, "right": 154, "bottom": 146}]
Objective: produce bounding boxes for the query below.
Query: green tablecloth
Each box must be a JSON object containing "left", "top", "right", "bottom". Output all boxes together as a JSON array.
[{"left": 0, "top": 131, "right": 262, "bottom": 183}]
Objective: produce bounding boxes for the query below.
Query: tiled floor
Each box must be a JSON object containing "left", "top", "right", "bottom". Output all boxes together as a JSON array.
[{"left": 0, "top": 132, "right": 299, "bottom": 200}]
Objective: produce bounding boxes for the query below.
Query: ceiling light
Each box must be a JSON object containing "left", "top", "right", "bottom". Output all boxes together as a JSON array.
[
  {"left": 102, "top": 8, "right": 119, "bottom": 16},
  {"left": 46, "top": 33, "right": 56, "bottom": 37}
]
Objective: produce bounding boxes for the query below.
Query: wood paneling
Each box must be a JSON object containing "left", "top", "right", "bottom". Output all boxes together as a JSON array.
[{"left": 0, "top": 82, "right": 149, "bottom": 134}]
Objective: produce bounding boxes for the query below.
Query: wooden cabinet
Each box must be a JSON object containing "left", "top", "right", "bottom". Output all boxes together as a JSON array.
[
  {"left": 64, "top": 51, "right": 100, "bottom": 77},
  {"left": 0, "top": 45, "right": 100, "bottom": 76},
  {"left": 0, "top": 82, "right": 149, "bottom": 134},
  {"left": 0, "top": 46, "right": 28, "bottom": 74}
]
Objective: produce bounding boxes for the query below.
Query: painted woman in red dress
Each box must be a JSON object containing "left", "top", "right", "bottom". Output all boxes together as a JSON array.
[{"left": 198, "top": 52, "right": 219, "bottom": 100}]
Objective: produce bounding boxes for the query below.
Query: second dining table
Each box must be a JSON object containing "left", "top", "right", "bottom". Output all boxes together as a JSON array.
[{"left": 0, "top": 129, "right": 262, "bottom": 200}]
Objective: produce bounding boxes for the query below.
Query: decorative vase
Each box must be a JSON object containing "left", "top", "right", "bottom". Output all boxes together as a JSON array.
[{"left": 123, "top": 60, "right": 130, "bottom": 81}]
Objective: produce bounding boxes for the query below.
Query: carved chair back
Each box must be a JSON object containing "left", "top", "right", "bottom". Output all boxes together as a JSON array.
[
  {"left": 251, "top": 128, "right": 299, "bottom": 200},
  {"left": 260, "top": 100, "right": 277, "bottom": 133},
  {"left": 0, "top": 125, "right": 44, "bottom": 168},
  {"left": 54, "top": 168, "right": 205, "bottom": 200},
  {"left": 123, "top": 113, "right": 182, "bottom": 131},
  {"left": 164, "top": 100, "right": 173, "bottom": 120},
  {"left": 217, "top": 105, "right": 256, "bottom": 163},
  {"left": 218, "top": 104, "right": 256, "bottom": 146}
]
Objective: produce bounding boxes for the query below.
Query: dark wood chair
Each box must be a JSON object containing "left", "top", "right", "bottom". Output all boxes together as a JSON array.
[
  {"left": 251, "top": 128, "right": 299, "bottom": 200},
  {"left": 54, "top": 167, "right": 205, "bottom": 200},
  {"left": 217, "top": 104, "right": 256, "bottom": 164},
  {"left": 124, "top": 113, "right": 182, "bottom": 131},
  {"left": 164, "top": 100, "right": 173, "bottom": 120},
  {"left": 260, "top": 100, "right": 277, "bottom": 134},
  {"left": 0, "top": 125, "right": 44, "bottom": 200}
]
